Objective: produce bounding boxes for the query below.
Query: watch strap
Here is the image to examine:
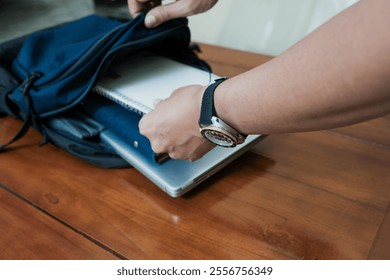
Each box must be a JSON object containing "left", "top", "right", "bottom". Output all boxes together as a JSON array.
[{"left": 199, "top": 77, "right": 227, "bottom": 126}]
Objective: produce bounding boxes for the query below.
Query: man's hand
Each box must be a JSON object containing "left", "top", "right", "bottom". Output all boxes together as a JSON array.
[
  {"left": 139, "top": 85, "right": 215, "bottom": 161},
  {"left": 127, "top": 0, "right": 218, "bottom": 28}
]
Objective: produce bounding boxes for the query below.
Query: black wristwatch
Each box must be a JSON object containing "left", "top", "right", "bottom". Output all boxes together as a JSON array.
[{"left": 198, "top": 77, "right": 246, "bottom": 147}]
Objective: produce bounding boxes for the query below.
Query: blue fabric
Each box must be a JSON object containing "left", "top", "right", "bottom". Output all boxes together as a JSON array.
[
  {"left": 82, "top": 95, "right": 155, "bottom": 162},
  {"left": 9, "top": 14, "right": 190, "bottom": 118}
]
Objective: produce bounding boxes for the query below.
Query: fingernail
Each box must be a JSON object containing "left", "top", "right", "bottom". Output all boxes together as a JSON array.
[{"left": 145, "top": 15, "right": 156, "bottom": 27}]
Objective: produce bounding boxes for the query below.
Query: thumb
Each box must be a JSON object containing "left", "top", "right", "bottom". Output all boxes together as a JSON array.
[{"left": 144, "top": 3, "right": 182, "bottom": 28}]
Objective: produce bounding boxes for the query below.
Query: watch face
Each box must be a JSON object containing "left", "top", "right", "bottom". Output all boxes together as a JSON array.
[{"left": 201, "top": 128, "right": 237, "bottom": 147}]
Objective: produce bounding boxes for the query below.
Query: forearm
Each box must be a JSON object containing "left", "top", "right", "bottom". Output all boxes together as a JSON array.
[{"left": 215, "top": 0, "right": 390, "bottom": 135}]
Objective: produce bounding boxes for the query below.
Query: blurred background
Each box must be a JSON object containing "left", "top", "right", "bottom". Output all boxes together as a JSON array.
[
  {"left": 189, "top": 0, "right": 358, "bottom": 55},
  {"left": 0, "top": 0, "right": 358, "bottom": 56}
]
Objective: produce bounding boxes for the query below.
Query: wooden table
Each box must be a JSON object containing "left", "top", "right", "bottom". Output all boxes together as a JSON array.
[{"left": 1, "top": 44, "right": 389, "bottom": 260}]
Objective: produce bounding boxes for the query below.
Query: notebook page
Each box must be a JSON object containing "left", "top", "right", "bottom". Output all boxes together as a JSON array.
[{"left": 94, "top": 54, "right": 219, "bottom": 115}]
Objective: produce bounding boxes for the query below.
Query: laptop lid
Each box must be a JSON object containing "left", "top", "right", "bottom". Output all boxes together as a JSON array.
[{"left": 101, "top": 130, "right": 265, "bottom": 197}]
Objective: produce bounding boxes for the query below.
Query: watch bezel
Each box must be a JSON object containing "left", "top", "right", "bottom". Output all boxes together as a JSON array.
[
  {"left": 200, "top": 116, "right": 245, "bottom": 147},
  {"left": 200, "top": 126, "right": 237, "bottom": 147}
]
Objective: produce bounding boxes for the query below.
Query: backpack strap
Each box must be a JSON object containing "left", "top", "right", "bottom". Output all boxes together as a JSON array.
[{"left": 0, "top": 71, "right": 46, "bottom": 152}]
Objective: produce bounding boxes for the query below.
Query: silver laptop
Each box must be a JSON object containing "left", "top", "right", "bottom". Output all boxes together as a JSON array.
[{"left": 101, "top": 130, "right": 265, "bottom": 197}]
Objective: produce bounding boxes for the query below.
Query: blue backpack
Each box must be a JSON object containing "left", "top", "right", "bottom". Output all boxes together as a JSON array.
[{"left": 0, "top": 14, "right": 210, "bottom": 168}]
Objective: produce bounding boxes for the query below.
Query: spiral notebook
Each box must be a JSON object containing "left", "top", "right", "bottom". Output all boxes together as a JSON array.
[{"left": 93, "top": 53, "right": 220, "bottom": 115}]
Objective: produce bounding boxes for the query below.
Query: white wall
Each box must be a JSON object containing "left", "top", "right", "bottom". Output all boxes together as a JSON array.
[{"left": 188, "top": 0, "right": 359, "bottom": 56}]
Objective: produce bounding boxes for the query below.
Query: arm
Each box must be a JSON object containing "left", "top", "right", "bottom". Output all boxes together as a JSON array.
[
  {"left": 217, "top": 0, "right": 390, "bottom": 135},
  {"left": 139, "top": 0, "right": 390, "bottom": 160}
]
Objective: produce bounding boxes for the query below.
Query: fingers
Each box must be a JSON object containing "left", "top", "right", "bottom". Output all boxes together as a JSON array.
[
  {"left": 140, "top": 112, "right": 214, "bottom": 161},
  {"left": 127, "top": 0, "right": 161, "bottom": 18},
  {"left": 129, "top": 0, "right": 219, "bottom": 28},
  {"left": 138, "top": 84, "right": 210, "bottom": 161},
  {"left": 167, "top": 140, "right": 215, "bottom": 161},
  {"left": 148, "top": 136, "right": 214, "bottom": 161},
  {"left": 144, "top": 1, "right": 188, "bottom": 28},
  {"left": 144, "top": 0, "right": 218, "bottom": 28}
]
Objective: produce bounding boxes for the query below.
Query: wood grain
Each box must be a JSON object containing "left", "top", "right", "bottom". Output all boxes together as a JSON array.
[
  {"left": 0, "top": 186, "right": 118, "bottom": 259},
  {"left": 368, "top": 203, "right": 390, "bottom": 259}
]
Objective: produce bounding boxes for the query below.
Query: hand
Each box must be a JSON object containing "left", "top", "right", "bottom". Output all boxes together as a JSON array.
[
  {"left": 139, "top": 85, "right": 215, "bottom": 161},
  {"left": 127, "top": 0, "right": 218, "bottom": 28}
]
